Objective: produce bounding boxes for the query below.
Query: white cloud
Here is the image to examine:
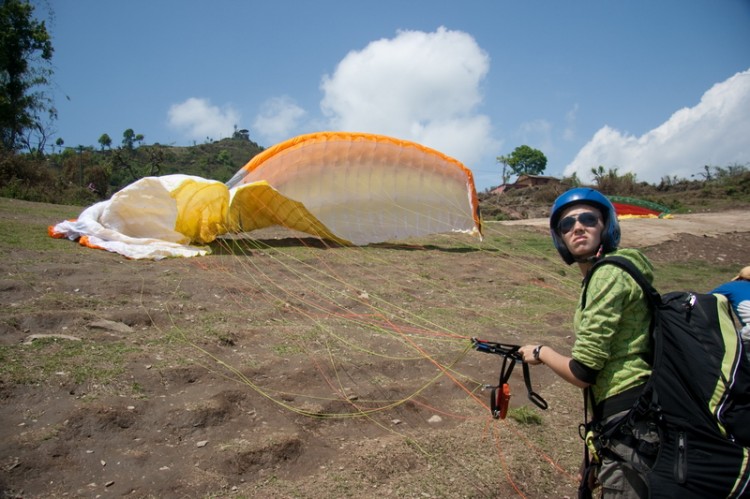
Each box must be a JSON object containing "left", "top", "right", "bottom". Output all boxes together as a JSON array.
[
  {"left": 167, "top": 97, "right": 239, "bottom": 141},
  {"left": 252, "top": 96, "right": 307, "bottom": 144},
  {"left": 319, "top": 26, "right": 499, "bottom": 169},
  {"left": 564, "top": 68, "right": 750, "bottom": 184}
]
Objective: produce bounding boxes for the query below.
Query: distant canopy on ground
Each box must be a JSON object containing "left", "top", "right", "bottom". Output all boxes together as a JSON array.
[
  {"left": 609, "top": 195, "right": 672, "bottom": 219},
  {"left": 49, "top": 132, "right": 483, "bottom": 259}
]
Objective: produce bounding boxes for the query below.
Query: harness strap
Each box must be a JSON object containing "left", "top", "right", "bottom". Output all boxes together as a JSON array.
[
  {"left": 594, "top": 384, "right": 645, "bottom": 421},
  {"left": 523, "top": 361, "right": 548, "bottom": 410}
]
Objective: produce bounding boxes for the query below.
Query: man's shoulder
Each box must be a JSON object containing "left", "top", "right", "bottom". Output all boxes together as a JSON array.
[
  {"left": 713, "top": 280, "right": 750, "bottom": 297},
  {"left": 601, "top": 248, "right": 654, "bottom": 283}
]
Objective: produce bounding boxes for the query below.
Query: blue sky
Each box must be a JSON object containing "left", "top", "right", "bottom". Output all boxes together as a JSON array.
[{"left": 41, "top": 0, "right": 750, "bottom": 191}]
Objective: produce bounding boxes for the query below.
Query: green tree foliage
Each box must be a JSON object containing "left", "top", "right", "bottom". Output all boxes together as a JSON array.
[
  {"left": 0, "top": 0, "right": 54, "bottom": 152},
  {"left": 98, "top": 133, "right": 112, "bottom": 150},
  {"left": 121, "top": 128, "right": 144, "bottom": 150},
  {"left": 590, "top": 165, "right": 638, "bottom": 195},
  {"left": 505, "top": 145, "right": 547, "bottom": 179},
  {"left": 1, "top": 133, "right": 264, "bottom": 204}
]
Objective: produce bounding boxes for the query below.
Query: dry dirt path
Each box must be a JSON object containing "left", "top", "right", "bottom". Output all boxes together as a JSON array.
[{"left": 497, "top": 209, "right": 748, "bottom": 248}]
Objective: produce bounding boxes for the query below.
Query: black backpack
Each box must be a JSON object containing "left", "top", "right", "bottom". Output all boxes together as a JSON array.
[{"left": 583, "top": 256, "right": 750, "bottom": 498}]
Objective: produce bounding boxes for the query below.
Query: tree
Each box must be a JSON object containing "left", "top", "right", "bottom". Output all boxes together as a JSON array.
[
  {"left": 591, "top": 165, "right": 607, "bottom": 183},
  {"left": 232, "top": 124, "right": 250, "bottom": 141},
  {"left": 121, "top": 129, "right": 144, "bottom": 150},
  {"left": 505, "top": 145, "right": 547, "bottom": 178},
  {"left": 496, "top": 154, "right": 512, "bottom": 185},
  {"left": 0, "top": 0, "right": 55, "bottom": 152},
  {"left": 98, "top": 133, "right": 112, "bottom": 150}
]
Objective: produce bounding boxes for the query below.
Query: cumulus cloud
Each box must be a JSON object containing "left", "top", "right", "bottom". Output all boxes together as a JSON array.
[
  {"left": 167, "top": 97, "right": 239, "bottom": 141},
  {"left": 564, "top": 69, "right": 750, "bottom": 184},
  {"left": 252, "top": 96, "right": 307, "bottom": 144},
  {"left": 319, "top": 26, "right": 499, "bottom": 168}
]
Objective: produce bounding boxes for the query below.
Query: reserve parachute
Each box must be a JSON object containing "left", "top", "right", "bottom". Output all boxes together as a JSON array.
[{"left": 49, "top": 132, "right": 482, "bottom": 259}]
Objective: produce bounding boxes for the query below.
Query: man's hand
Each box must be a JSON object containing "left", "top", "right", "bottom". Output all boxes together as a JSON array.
[{"left": 519, "top": 344, "right": 543, "bottom": 365}]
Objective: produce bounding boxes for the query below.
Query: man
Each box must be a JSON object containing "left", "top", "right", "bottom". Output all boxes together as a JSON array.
[
  {"left": 518, "top": 187, "right": 657, "bottom": 498},
  {"left": 711, "top": 266, "right": 750, "bottom": 338}
]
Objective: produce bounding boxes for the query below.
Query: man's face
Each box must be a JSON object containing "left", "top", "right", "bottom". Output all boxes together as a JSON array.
[{"left": 557, "top": 204, "right": 604, "bottom": 261}]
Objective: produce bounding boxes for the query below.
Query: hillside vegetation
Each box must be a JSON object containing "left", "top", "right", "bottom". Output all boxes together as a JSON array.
[
  {"left": 0, "top": 136, "right": 263, "bottom": 206},
  {"left": 1, "top": 137, "right": 749, "bottom": 218},
  {"left": 480, "top": 165, "right": 750, "bottom": 220}
]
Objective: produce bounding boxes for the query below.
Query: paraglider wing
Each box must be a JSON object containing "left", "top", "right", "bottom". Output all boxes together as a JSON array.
[
  {"left": 609, "top": 195, "right": 671, "bottom": 219},
  {"left": 226, "top": 132, "right": 482, "bottom": 245},
  {"left": 50, "top": 132, "right": 482, "bottom": 259}
]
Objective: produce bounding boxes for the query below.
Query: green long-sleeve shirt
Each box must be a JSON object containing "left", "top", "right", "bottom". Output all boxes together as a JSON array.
[{"left": 571, "top": 248, "right": 654, "bottom": 404}]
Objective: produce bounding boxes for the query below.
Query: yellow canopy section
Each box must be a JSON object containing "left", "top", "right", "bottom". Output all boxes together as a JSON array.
[
  {"left": 171, "top": 177, "right": 229, "bottom": 243},
  {"left": 50, "top": 132, "right": 482, "bottom": 259},
  {"left": 228, "top": 180, "right": 350, "bottom": 245}
]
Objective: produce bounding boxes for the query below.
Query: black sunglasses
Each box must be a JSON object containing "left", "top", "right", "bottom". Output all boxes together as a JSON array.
[{"left": 557, "top": 212, "right": 600, "bottom": 234}]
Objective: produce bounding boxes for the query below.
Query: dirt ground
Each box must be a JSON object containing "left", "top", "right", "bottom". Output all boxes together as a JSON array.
[{"left": 0, "top": 200, "right": 747, "bottom": 499}]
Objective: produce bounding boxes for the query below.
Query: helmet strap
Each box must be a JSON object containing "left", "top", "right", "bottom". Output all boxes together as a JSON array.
[{"left": 574, "top": 244, "right": 604, "bottom": 264}]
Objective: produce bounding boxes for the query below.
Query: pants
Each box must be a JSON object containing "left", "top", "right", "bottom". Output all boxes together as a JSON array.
[{"left": 595, "top": 411, "right": 660, "bottom": 498}]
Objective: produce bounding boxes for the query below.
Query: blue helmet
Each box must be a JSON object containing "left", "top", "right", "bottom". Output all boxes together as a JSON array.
[{"left": 549, "top": 188, "right": 620, "bottom": 265}]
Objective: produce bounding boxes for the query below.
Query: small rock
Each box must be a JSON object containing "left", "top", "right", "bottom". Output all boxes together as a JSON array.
[{"left": 89, "top": 320, "right": 134, "bottom": 334}]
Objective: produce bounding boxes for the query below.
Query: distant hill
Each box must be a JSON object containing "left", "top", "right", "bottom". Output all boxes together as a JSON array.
[
  {"left": 134, "top": 137, "right": 265, "bottom": 183},
  {"left": 478, "top": 170, "right": 750, "bottom": 220},
  {"left": 0, "top": 136, "right": 265, "bottom": 206}
]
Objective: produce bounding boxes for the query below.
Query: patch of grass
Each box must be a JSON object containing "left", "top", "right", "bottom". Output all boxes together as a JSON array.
[
  {"left": 272, "top": 343, "right": 305, "bottom": 356},
  {"left": 34, "top": 291, "right": 107, "bottom": 311},
  {"left": 509, "top": 405, "right": 544, "bottom": 425},
  {"left": 131, "top": 381, "right": 146, "bottom": 396},
  {"left": 653, "top": 260, "right": 727, "bottom": 291},
  {"left": 0, "top": 198, "right": 81, "bottom": 251},
  {"left": 0, "top": 337, "right": 137, "bottom": 386}
]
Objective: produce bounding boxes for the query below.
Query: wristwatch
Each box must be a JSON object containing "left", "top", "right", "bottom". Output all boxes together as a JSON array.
[{"left": 533, "top": 345, "right": 544, "bottom": 361}]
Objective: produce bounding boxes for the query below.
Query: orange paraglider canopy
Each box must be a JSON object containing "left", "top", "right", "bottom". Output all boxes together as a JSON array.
[{"left": 50, "top": 132, "right": 483, "bottom": 259}]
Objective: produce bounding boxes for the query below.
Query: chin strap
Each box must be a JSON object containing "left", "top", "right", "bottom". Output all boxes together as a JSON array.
[{"left": 574, "top": 244, "right": 605, "bottom": 264}]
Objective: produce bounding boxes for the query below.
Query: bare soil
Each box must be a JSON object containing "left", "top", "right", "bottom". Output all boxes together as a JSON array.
[{"left": 0, "top": 199, "right": 747, "bottom": 499}]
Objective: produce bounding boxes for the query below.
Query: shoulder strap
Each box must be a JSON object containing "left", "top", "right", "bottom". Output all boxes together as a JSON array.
[
  {"left": 582, "top": 256, "right": 660, "bottom": 311},
  {"left": 583, "top": 255, "right": 660, "bottom": 374}
]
